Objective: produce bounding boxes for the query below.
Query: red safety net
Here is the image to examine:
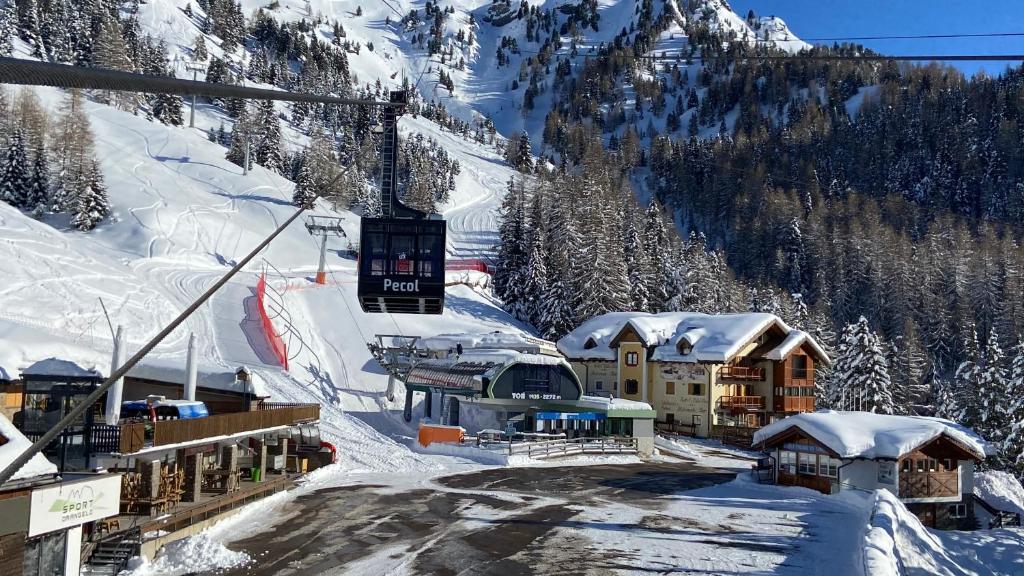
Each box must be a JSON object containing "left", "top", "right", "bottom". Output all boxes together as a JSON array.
[
  {"left": 446, "top": 259, "right": 491, "bottom": 273},
  {"left": 256, "top": 273, "right": 289, "bottom": 370}
]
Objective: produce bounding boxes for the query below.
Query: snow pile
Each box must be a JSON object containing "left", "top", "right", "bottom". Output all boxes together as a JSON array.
[
  {"left": 752, "top": 410, "right": 992, "bottom": 460},
  {"left": 975, "top": 470, "right": 1024, "bottom": 516},
  {"left": 0, "top": 413, "right": 58, "bottom": 483},
  {"left": 557, "top": 311, "right": 827, "bottom": 363},
  {"left": 418, "top": 331, "right": 556, "bottom": 355},
  {"left": 863, "top": 491, "right": 902, "bottom": 576},
  {"left": 123, "top": 533, "right": 251, "bottom": 576}
]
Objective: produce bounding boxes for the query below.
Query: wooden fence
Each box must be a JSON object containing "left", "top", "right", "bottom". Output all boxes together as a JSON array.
[
  {"left": 711, "top": 424, "right": 758, "bottom": 449},
  {"left": 94, "top": 404, "right": 320, "bottom": 454}
]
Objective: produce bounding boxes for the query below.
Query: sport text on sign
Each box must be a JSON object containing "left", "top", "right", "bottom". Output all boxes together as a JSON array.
[{"left": 28, "top": 474, "right": 121, "bottom": 537}]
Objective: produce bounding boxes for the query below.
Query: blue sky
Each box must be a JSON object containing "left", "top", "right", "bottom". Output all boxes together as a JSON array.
[{"left": 735, "top": 0, "right": 1024, "bottom": 77}]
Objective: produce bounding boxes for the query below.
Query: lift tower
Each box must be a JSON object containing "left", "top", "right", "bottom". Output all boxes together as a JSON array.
[{"left": 305, "top": 215, "right": 347, "bottom": 284}]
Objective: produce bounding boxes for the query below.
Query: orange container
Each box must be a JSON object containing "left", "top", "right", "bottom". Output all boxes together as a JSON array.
[{"left": 418, "top": 424, "right": 465, "bottom": 447}]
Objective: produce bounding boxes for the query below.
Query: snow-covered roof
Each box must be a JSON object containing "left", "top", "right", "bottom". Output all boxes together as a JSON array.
[
  {"left": 762, "top": 330, "right": 829, "bottom": 362},
  {"left": 557, "top": 312, "right": 828, "bottom": 364},
  {"left": 752, "top": 411, "right": 993, "bottom": 460},
  {"left": 418, "top": 332, "right": 558, "bottom": 355},
  {"left": 21, "top": 358, "right": 103, "bottom": 380},
  {"left": 126, "top": 358, "right": 269, "bottom": 398},
  {"left": 0, "top": 413, "right": 58, "bottom": 485},
  {"left": 576, "top": 395, "right": 657, "bottom": 418}
]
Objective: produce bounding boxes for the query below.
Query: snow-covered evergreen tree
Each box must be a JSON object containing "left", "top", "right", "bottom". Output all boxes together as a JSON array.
[
  {"left": 518, "top": 192, "right": 548, "bottom": 327},
  {"left": 977, "top": 328, "right": 1009, "bottom": 446},
  {"left": 193, "top": 33, "right": 208, "bottom": 62},
  {"left": 0, "top": 128, "right": 31, "bottom": 208},
  {"left": 291, "top": 156, "right": 317, "bottom": 208},
  {"left": 999, "top": 338, "right": 1024, "bottom": 472},
  {"left": 253, "top": 100, "right": 284, "bottom": 173},
  {"left": 623, "top": 214, "right": 651, "bottom": 311},
  {"left": 26, "top": 141, "right": 50, "bottom": 212},
  {"left": 70, "top": 159, "right": 109, "bottom": 231},
  {"left": 493, "top": 178, "right": 527, "bottom": 308},
  {"left": 829, "top": 317, "right": 896, "bottom": 413},
  {"left": 953, "top": 328, "right": 982, "bottom": 427}
]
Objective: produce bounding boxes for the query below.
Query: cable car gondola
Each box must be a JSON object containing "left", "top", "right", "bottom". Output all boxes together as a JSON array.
[{"left": 357, "top": 90, "right": 446, "bottom": 314}]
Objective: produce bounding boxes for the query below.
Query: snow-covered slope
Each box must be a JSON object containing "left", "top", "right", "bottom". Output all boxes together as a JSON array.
[{"left": 0, "top": 0, "right": 806, "bottom": 468}]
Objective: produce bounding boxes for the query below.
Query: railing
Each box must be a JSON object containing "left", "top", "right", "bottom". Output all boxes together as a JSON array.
[
  {"left": 718, "top": 395, "right": 766, "bottom": 411},
  {"left": 719, "top": 366, "right": 765, "bottom": 381},
  {"left": 899, "top": 470, "right": 958, "bottom": 499},
  {"left": 95, "top": 404, "right": 320, "bottom": 454},
  {"left": 507, "top": 436, "right": 638, "bottom": 459},
  {"left": 777, "top": 396, "right": 815, "bottom": 413},
  {"left": 711, "top": 424, "right": 758, "bottom": 448}
]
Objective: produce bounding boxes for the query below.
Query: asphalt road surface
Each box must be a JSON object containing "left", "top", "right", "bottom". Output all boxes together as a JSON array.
[{"left": 217, "top": 462, "right": 735, "bottom": 576}]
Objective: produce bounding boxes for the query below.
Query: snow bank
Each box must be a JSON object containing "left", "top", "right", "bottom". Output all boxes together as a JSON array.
[
  {"left": 123, "top": 533, "right": 251, "bottom": 576},
  {"left": 863, "top": 491, "right": 903, "bottom": 576},
  {"left": 975, "top": 470, "right": 1024, "bottom": 516},
  {"left": 752, "top": 411, "right": 992, "bottom": 460},
  {"left": 0, "top": 413, "right": 58, "bottom": 483}
]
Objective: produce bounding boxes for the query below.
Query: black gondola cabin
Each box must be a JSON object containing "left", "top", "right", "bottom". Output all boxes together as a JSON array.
[{"left": 358, "top": 217, "right": 446, "bottom": 314}]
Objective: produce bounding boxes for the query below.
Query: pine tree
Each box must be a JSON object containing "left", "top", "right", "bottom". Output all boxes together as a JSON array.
[
  {"left": 152, "top": 93, "right": 184, "bottom": 126},
  {"left": 977, "top": 328, "right": 1009, "bottom": 445},
  {"left": 1000, "top": 338, "right": 1024, "bottom": 472},
  {"left": 253, "top": 100, "right": 284, "bottom": 173},
  {"left": 70, "top": 159, "right": 109, "bottom": 231},
  {"left": 193, "top": 34, "right": 208, "bottom": 62},
  {"left": 623, "top": 214, "right": 651, "bottom": 311},
  {"left": 292, "top": 156, "right": 317, "bottom": 208},
  {"left": 829, "top": 317, "right": 896, "bottom": 413},
  {"left": 519, "top": 191, "right": 548, "bottom": 326},
  {"left": 0, "top": 128, "right": 31, "bottom": 208},
  {"left": 494, "top": 178, "right": 528, "bottom": 309},
  {"left": 225, "top": 107, "right": 253, "bottom": 170},
  {"left": 26, "top": 141, "right": 50, "bottom": 212},
  {"left": 954, "top": 328, "right": 982, "bottom": 426},
  {"left": 0, "top": 3, "right": 15, "bottom": 57}
]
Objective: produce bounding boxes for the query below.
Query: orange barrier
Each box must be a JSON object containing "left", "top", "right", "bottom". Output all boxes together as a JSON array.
[
  {"left": 256, "top": 273, "right": 289, "bottom": 370},
  {"left": 417, "top": 424, "right": 465, "bottom": 447}
]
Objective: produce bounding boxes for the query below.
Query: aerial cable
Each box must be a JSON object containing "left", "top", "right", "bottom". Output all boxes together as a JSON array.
[
  {"left": 0, "top": 58, "right": 405, "bottom": 107},
  {"left": 799, "top": 31, "right": 1024, "bottom": 42}
]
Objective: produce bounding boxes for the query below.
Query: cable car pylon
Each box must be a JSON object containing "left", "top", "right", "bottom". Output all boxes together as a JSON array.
[{"left": 305, "top": 215, "right": 347, "bottom": 285}]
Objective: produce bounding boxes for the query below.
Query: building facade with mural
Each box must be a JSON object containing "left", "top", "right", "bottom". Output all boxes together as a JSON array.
[{"left": 557, "top": 312, "right": 829, "bottom": 439}]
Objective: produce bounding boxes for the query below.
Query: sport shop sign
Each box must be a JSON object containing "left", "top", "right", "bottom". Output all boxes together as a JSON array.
[{"left": 28, "top": 474, "right": 121, "bottom": 537}]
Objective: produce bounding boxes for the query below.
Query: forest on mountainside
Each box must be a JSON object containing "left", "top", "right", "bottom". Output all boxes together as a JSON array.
[{"left": 492, "top": 1, "right": 1024, "bottom": 478}]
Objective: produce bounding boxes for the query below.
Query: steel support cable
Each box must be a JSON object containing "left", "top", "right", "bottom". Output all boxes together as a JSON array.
[
  {"left": 0, "top": 207, "right": 308, "bottom": 485},
  {"left": 0, "top": 58, "right": 402, "bottom": 107}
]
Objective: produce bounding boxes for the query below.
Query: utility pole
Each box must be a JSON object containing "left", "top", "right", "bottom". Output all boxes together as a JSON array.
[
  {"left": 185, "top": 62, "right": 206, "bottom": 128},
  {"left": 305, "top": 215, "right": 346, "bottom": 284}
]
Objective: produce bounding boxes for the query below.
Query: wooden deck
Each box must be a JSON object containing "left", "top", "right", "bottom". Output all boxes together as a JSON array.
[{"left": 92, "top": 472, "right": 296, "bottom": 544}]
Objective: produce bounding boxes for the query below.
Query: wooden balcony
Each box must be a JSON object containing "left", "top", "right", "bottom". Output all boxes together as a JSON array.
[
  {"left": 91, "top": 404, "right": 320, "bottom": 454},
  {"left": 776, "top": 396, "right": 815, "bottom": 413},
  {"left": 719, "top": 366, "right": 765, "bottom": 381},
  {"left": 899, "top": 470, "right": 959, "bottom": 499},
  {"left": 717, "top": 395, "right": 766, "bottom": 411}
]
